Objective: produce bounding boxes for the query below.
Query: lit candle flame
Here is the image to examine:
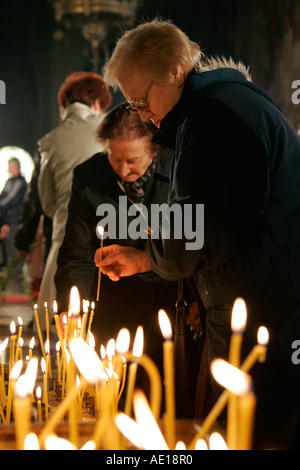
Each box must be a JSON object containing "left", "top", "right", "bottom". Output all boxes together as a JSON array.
[
  {"left": 29, "top": 337, "right": 35, "bottom": 350},
  {"left": 10, "top": 321, "right": 16, "bottom": 335},
  {"left": 132, "top": 326, "right": 143, "bottom": 357},
  {"left": 41, "top": 357, "right": 46, "bottom": 375},
  {"left": 36, "top": 386, "right": 42, "bottom": 400},
  {"left": 18, "top": 337, "right": 24, "bottom": 348},
  {"left": 106, "top": 338, "right": 116, "bottom": 360},
  {"left": 24, "top": 433, "right": 40, "bottom": 450},
  {"left": 53, "top": 300, "right": 57, "bottom": 315},
  {"left": 88, "top": 331, "right": 95, "bottom": 349},
  {"left": 115, "top": 412, "right": 144, "bottom": 449},
  {"left": 195, "top": 439, "right": 208, "bottom": 450},
  {"left": 10, "top": 360, "right": 23, "bottom": 381},
  {"left": 211, "top": 359, "right": 252, "bottom": 396},
  {"left": 56, "top": 341, "right": 61, "bottom": 352},
  {"left": 18, "top": 316, "right": 23, "bottom": 326},
  {"left": 0, "top": 337, "right": 8, "bottom": 353},
  {"left": 158, "top": 309, "right": 172, "bottom": 340},
  {"left": 209, "top": 432, "right": 228, "bottom": 450},
  {"left": 97, "top": 225, "right": 104, "bottom": 238},
  {"left": 45, "top": 339, "right": 50, "bottom": 355},
  {"left": 24, "top": 358, "right": 38, "bottom": 394},
  {"left": 81, "top": 440, "right": 96, "bottom": 450},
  {"left": 70, "top": 286, "right": 80, "bottom": 316},
  {"left": 231, "top": 298, "right": 247, "bottom": 333},
  {"left": 45, "top": 433, "right": 77, "bottom": 450},
  {"left": 69, "top": 337, "right": 105, "bottom": 383},
  {"left": 257, "top": 326, "right": 269, "bottom": 346},
  {"left": 116, "top": 328, "right": 130, "bottom": 354},
  {"left": 133, "top": 390, "right": 168, "bottom": 450}
]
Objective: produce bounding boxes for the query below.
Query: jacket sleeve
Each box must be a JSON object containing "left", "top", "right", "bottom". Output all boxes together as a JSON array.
[
  {"left": 54, "top": 171, "right": 98, "bottom": 312},
  {"left": 146, "top": 98, "right": 270, "bottom": 281}
]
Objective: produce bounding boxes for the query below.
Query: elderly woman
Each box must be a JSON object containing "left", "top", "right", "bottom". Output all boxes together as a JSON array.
[
  {"left": 97, "top": 20, "right": 300, "bottom": 449},
  {"left": 54, "top": 103, "right": 185, "bottom": 388}
]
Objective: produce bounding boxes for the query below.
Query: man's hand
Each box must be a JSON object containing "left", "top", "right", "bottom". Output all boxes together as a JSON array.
[{"left": 94, "top": 244, "right": 151, "bottom": 281}]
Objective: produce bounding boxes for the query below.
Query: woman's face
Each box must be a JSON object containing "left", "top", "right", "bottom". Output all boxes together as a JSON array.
[
  {"left": 118, "top": 69, "right": 184, "bottom": 128},
  {"left": 107, "top": 136, "right": 155, "bottom": 182}
]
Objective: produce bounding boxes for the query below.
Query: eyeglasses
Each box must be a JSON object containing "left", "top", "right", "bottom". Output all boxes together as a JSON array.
[{"left": 127, "top": 80, "right": 154, "bottom": 112}]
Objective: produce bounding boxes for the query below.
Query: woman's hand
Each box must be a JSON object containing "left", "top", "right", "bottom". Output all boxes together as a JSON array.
[{"left": 94, "top": 244, "right": 151, "bottom": 281}]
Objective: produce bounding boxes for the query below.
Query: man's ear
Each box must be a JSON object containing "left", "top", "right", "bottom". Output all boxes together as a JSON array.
[{"left": 168, "top": 64, "right": 185, "bottom": 86}]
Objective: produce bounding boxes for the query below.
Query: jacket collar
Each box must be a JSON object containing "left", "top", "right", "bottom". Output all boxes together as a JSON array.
[{"left": 153, "top": 68, "right": 280, "bottom": 148}]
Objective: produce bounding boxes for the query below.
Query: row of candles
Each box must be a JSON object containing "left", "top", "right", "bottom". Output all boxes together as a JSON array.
[{"left": 0, "top": 286, "right": 269, "bottom": 450}]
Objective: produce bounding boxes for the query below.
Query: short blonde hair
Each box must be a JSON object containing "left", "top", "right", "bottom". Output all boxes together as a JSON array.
[{"left": 103, "top": 19, "right": 203, "bottom": 88}]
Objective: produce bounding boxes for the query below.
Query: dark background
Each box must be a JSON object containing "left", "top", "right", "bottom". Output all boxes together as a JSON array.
[{"left": 0, "top": 0, "right": 299, "bottom": 160}]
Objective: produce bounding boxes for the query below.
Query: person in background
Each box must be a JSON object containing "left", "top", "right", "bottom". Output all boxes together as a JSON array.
[
  {"left": 0, "top": 157, "right": 27, "bottom": 279},
  {"left": 55, "top": 104, "right": 201, "bottom": 414},
  {"left": 96, "top": 19, "right": 300, "bottom": 449},
  {"left": 36, "top": 71, "right": 112, "bottom": 333}
]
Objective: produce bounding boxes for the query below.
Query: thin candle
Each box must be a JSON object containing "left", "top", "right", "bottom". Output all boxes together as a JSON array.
[
  {"left": 227, "top": 298, "right": 247, "bottom": 450},
  {"left": 15, "top": 316, "right": 23, "bottom": 360},
  {"left": 36, "top": 386, "right": 42, "bottom": 422},
  {"left": 124, "top": 326, "right": 143, "bottom": 417},
  {"left": 9, "top": 321, "right": 17, "bottom": 373},
  {"left": 29, "top": 336, "right": 35, "bottom": 360},
  {"left": 56, "top": 341, "right": 61, "bottom": 384},
  {"left": 158, "top": 309, "right": 176, "bottom": 450},
  {"left": 14, "top": 375, "right": 31, "bottom": 450},
  {"left": 6, "top": 360, "right": 23, "bottom": 424},
  {"left": 44, "top": 302, "right": 52, "bottom": 377},
  {"left": 33, "top": 304, "right": 46, "bottom": 359},
  {"left": 211, "top": 359, "right": 256, "bottom": 450},
  {"left": 41, "top": 357, "right": 48, "bottom": 421},
  {"left": 96, "top": 225, "right": 104, "bottom": 301}
]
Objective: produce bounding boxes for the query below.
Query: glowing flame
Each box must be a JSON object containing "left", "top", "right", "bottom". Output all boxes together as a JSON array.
[
  {"left": 116, "top": 328, "right": 130, "bottom": 354},
  {"left": 133, "top": 390, "right": 168, "bottom": 450},
  {"left": 231, "top": 298, "right": 247, "bottom": 333},
  {"left": 36, "top": 386, "right": 42, "bottom": 400},
  {"left": 24, "top": 433, "right": 40, "bottom": 450},
  {"left": 132, "top": 326, "right": 144, "bottom": 357},
  {"left": 10, "top": 321, "right": 16, "bottom": 335},
  {"left": 10, "top": 360, "right": 23, "bottom": 381},
  {"left": 158, "top": 309, "right": 172, "bottom": 340},
  {"left": 209, "top": 432, "right": 228, "bottom": 450},
  {"left": 97, "top": 225, "right": 104, "bottom": 238},
  {"left": 29, "top": 337, "right": 35, "bottom": 350},
  {"left": 69, "top": 337, "right": 105, "bottom": 383},
  {"left": 257, "top": 326, "right": 269, "bottom": 346},
  {"left": 69, "top": 286, "right": 80, "bottom": 316},
  {"left": 211, "top": 359, "right": 252, "bottom": 396}
]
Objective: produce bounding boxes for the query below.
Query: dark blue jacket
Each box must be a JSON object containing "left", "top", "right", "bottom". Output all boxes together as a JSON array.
[
  {"left": 0, "top": 174, "right": 27, "bottom": 225},
  {"left": 149, "top": 69, "right": 300, "bottom": 422}
]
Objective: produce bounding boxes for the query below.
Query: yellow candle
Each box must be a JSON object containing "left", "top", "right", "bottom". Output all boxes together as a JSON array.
[
  {"left": 41, "top": 357, "right": 48, "bottom": 421},
  {"left": 36, "top": 386, "right": 43, "bottom": 423},
  {"left": 56, "top": 341, "right": 61, "bottom": 384},
  {"left": 33, "top": 304, "right": 46, "bottom": 359},
  {"left": 28, "top": 336, "right": 35, "bottom": 361},
  {"left": 96, "top": 225, "right": 104, "bottom": 301},
  {"left": 227, "top": 298, "right": 247, "bottom": 450},
  {"left": 44, "top": 302, "right": 52, "bottom": 377},
  {"left": 39, "top": 377, "right": 87, "bottom": 448},
  {"left": 86, "top": 302, "right": 95, "bottom": 339},
  {"left": 158, "top": 309, "right": 176, "bottom": 450},
  {"left": 9, "top": 321, "right": 17, "bottom": 373},
  {"left": 14, "top": 376, "right": 31, "bottom": 450},
  {"left": 211, "top": 359, "right": 256, "bottom": 450},
  {"left": 15, "top": 337, "right": 23, "bottom": 363},
  {"left": 228, "top": 298, "right": 247, "bottom": 367},
  {"left": 6, "top": 360, "right": 23, "bottom": 424},
  {"left": 15, "top": 316, "right": 23, "bottom": 361}
]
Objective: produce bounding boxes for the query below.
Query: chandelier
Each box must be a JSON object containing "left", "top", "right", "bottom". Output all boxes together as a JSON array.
[{"left": 49, "top": 0, "right": 140, "bottom": 71}]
